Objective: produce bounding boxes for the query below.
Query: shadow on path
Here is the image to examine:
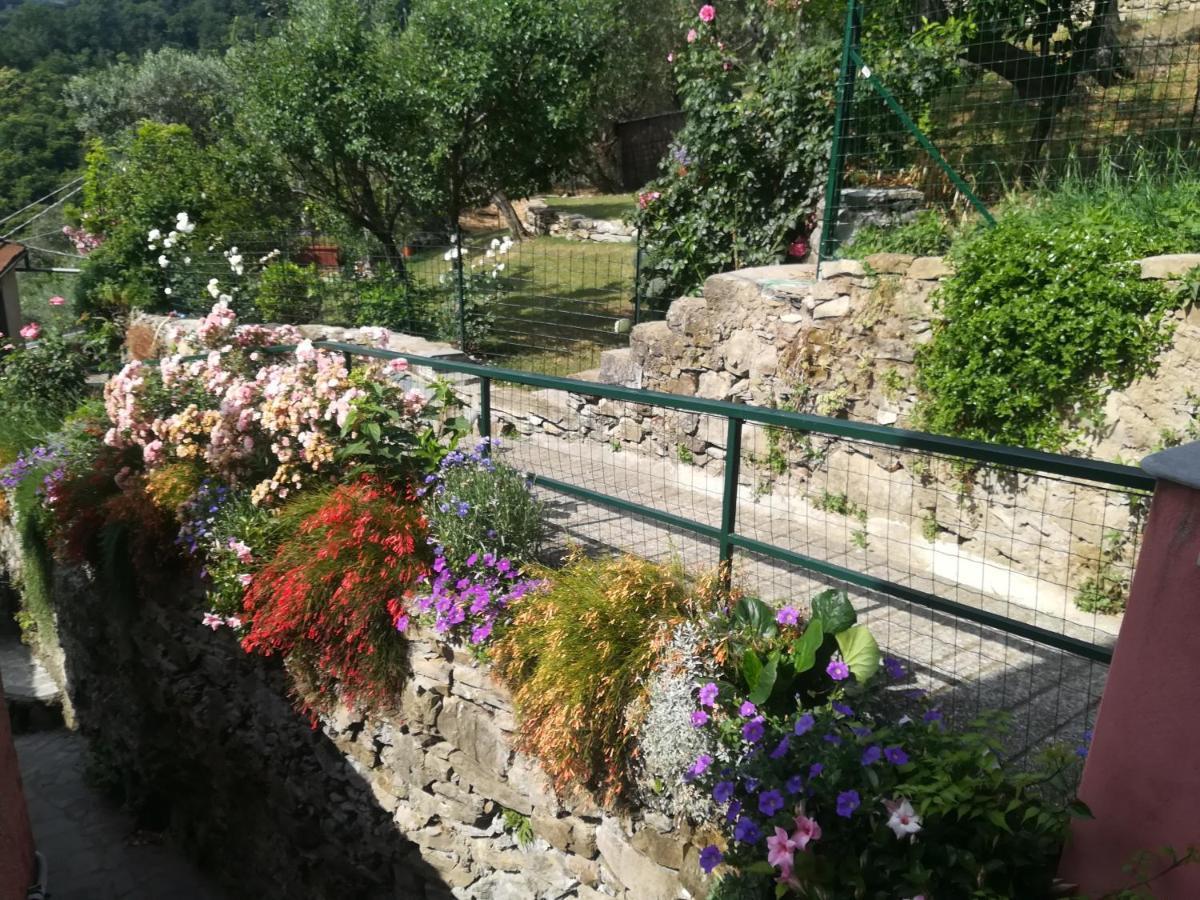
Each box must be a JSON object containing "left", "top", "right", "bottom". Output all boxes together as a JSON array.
[{"left": 14, "top": 729, "right": 225, "bottom": 900}]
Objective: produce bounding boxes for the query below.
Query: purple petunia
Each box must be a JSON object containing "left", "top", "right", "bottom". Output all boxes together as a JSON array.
[
  {"left": 885, "top": 745, "right": 909, "bottom": 766},
  {"left": 739, "top": 700, "right": 757, "bottom": 717},
  {"left": 742, "top": 716, "right": 765, "bottom": 744},
  {"left": 794, "top": 712, "right": 815, "bottom": 736},
  {"left": 808, "top": 763, "right": 824, "bottom": 779},
  {"left": 691, "top": 710, "right": 710, "bottom": 728},
  {"left": 884, "top": 656, "right": 906, "bottom": 679},
  {"left": 758, "top": 790, "right": 784, "bottom": 816},
  {"left": 861, "top": 745, "right": 883, "bottom": 766},
  {"left": 1076, "top": 728, "right": 1094, "bottom": 759},
  {"left": 823, "top": 733, "right": 842, "bottom": 746},
  {"left": 923, "top": 709, "right": 943, "bottom": 725},
  {"left": 785, "top": 774, "right": 804, "bottom": 795},
  {"left": 827, "top": 659, "right": 850, "bottom": 681},
  {"left": 832, "top": 701, "right": 854, "bottom": 717},
  {"left": 725, "top": 800, "right": 742, "bottom": 823},
  {"left": 713, "top": 781, "right": 735, "bottom": 803},
  {"left": 698, "top": 682, "right": 719, "bottom": 707},
  {"left": 769, "top": 737, "right": 790, "bottom": 760},
  {"left": 733, "top": 817, "right": 762, "bottom": 844},
  {"left": 690, "top": 754, "right": 714, "bottom": 778},
  {"left": 776, "top": 606, "right": 800, "bottom": 626},
  {"left": 699, "top": 844, "right": 724, "bottom": 874},
  {"left": 836, "top": 790, "right": 861, "bottom": 818}
]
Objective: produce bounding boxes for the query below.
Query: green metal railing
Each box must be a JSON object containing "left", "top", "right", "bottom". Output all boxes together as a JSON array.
[{"left": 307, "top": 340, "right": 1154, "bottom": 666}]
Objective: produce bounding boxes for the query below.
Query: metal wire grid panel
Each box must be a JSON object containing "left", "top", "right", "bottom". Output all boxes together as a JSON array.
[
  {"left": 183, "top": 232, "right": 639, "bottom": 377},
  {"left": 821, "top": 0, "right": 1200, "bottom": 255},
  {"left": 305, "top": 341, "right": 1150, "bottom": 760},
  {"left": 484, "top": 387, "right": 1139, "bottom": 760}
]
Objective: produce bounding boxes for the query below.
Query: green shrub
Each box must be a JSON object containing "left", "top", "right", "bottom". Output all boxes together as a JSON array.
[
  {"left": 351, "top": 277, "right": 440, "bottom": 333},
  {"left": 916, "top": 197, "right": 1191, "bottom": 449},
  {"left": 843, "top": 209, "right": 955, "bottom": 259},
  {"left": 253, "top": 261, "right": 325, "bottom": 324},
  {"left": 490, "top": 553, "right": 708, "bottom": 803},
  {"left": 423, "top": 441, "right": 543, "bottom": 572}
]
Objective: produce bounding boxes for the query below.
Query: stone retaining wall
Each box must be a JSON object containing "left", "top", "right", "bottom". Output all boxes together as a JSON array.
[
  {"left": 487, "top": 253, "right": 1200, "bottom": 627},
  {"left": 0, "top": 522, "right": 708, "bottom": 900},
  {"left": 524, "top": 200, "right": 637, "bottom": 244}
]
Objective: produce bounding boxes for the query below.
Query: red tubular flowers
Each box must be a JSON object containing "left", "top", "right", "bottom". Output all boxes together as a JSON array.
[{"left": 240, "top": 479, "right": 429, "bottom": 707}]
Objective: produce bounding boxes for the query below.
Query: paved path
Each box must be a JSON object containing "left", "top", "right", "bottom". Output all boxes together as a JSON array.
[{"left": 13, "top": 729, "right": 224, "bottom": 900}]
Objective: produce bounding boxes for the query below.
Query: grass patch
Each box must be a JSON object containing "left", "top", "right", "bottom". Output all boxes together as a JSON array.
[
  {"left": 404, "top": 233, "right": 637, "bottom": 375},
  {"left": 540, "top": 193, "right": 635, "bottom": 221}
]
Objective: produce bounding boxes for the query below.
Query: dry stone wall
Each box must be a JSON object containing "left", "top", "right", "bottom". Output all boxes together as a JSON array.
[
  {"left": 492, "top": 253, "right": 1200, "bottom": 632},
  {"left": 0, "top": 524, "right": 712, "bottom": 900},
  {"left": 524, "top": 200, "right": 637, "bottom": 244}
]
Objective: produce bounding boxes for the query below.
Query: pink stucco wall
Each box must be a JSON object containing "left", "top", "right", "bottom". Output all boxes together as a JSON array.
[
  {"left": 1058, "top": 477, "right": 1200, "bottom": 894},
  {"left": 0, "top": 668, "right": 33, "bottom": 900}
]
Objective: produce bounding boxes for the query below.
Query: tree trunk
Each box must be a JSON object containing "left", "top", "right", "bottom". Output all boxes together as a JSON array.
[
  {"left": 374, "top": 230, "right": 408, "bottom": 278},
  {"left": 493, "top": 192, "right": 529, "bottom": 240}
]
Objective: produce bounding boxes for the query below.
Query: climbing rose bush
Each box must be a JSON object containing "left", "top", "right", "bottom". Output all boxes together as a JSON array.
[{"left": 102, "top": 301, "right": 451, "bottom": 505}]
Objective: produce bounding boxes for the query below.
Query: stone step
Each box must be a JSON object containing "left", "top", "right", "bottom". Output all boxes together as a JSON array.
[{"left": 1, "top": 637, "right": 63, "bottom": 733}]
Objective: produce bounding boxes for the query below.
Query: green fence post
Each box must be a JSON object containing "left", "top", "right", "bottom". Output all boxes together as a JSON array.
[
  {"left": 479, "top": 376, "right": 492, "bottom": 446},
  {"left": 851, "top": 49, "right": 996, "bottom": 227},
  {"left": 453, "top": 224, "right": 468, "bottom": 351},
  {"left": 719, "top": 416, "right": 743, "bottom": 589},
  {"left": 818, "top": 0, "right": 863, "bottom": 266},
  {"left": 633, "top": 231, "right": 644, "bottom": 326}
]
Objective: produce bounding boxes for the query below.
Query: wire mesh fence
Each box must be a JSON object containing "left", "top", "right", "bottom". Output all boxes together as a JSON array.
[
  {"left": 821, "top": 0, "right": 1200, "bottom": 256},
  {"left": 372, "top": 350, "right": 1151, "bottom": 764},
  {"left": 186, "top": 230, "right": 640, "bottom": 376}
]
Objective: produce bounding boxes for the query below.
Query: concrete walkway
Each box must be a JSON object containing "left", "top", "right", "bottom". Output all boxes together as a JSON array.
[{"left": 13, "top": 728, "right": 225, "bottom": 900}]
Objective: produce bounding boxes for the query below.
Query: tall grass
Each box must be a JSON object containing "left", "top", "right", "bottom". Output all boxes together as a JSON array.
[{"left": 490, "top": 553, "right": 708, "bottom": 804}]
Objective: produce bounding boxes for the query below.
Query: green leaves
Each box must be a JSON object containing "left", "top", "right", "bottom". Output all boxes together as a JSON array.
[
  {"left": 789, "top": 619, "right": 824, "bottom": 673},
  {"left": 743, "top": 650, "right": 779, "bottom": 706},
  {"left": 835, "top": 625, "right": 881, "bottom": 683},
  {"left": 731, "top": 595, "right": 778, "bottom": 640},
  {"left": 915, "top": 177, "right": 1198, "bottom": 450},
  {"left": 810, "top": 589, "right": 856, "bottom": 635}
]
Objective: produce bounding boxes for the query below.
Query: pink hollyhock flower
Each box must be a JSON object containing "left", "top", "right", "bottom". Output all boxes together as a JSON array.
[
  {"left": 766, "top": 827, "right": 797, "bottom": 869},
  {"left": 699, "top": 4, "right": 716, "bottom": 22},
  {"left": 228, "top": 539, "right": 253, "bottom": 563},
  {"left": 225, "top": 616, "right": 242, "bottom": 629},
  {"left": 19, "top": 322, "right": 40, "bottom": 340},
  {"left": 238, "top": 573, "right": 254, "bottom": 587},
  {"left": 687, "top": 28, "right": 698, "bottom": 42},
  {"left": 883, "top": 798, "right": 922, "bottom": 840},
  {"left": 202, "top": 613, "right": 225, "bottom": 630},
  {"left": 387, "top": 358, "right": 410, "bottom": 374},
  {"left": 48, "top": 296, "right": 66, "bottom": 307},
  {"left": 667, "top": 52, "right": 675, "bottom": 63},
  {"left": 723, "top": 61, "right": 732, "bottom": 71},
  {"left": 791, "top": 811, "right": 822, "bottom": 849}
]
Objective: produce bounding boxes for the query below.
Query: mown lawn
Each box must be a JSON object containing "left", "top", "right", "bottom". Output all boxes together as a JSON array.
[
  {"left": 539, "top": 193, "right": 635, "bottom": 222},
  {"left": 405, "top": 230, "right": 638, "bottom": 375}
]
